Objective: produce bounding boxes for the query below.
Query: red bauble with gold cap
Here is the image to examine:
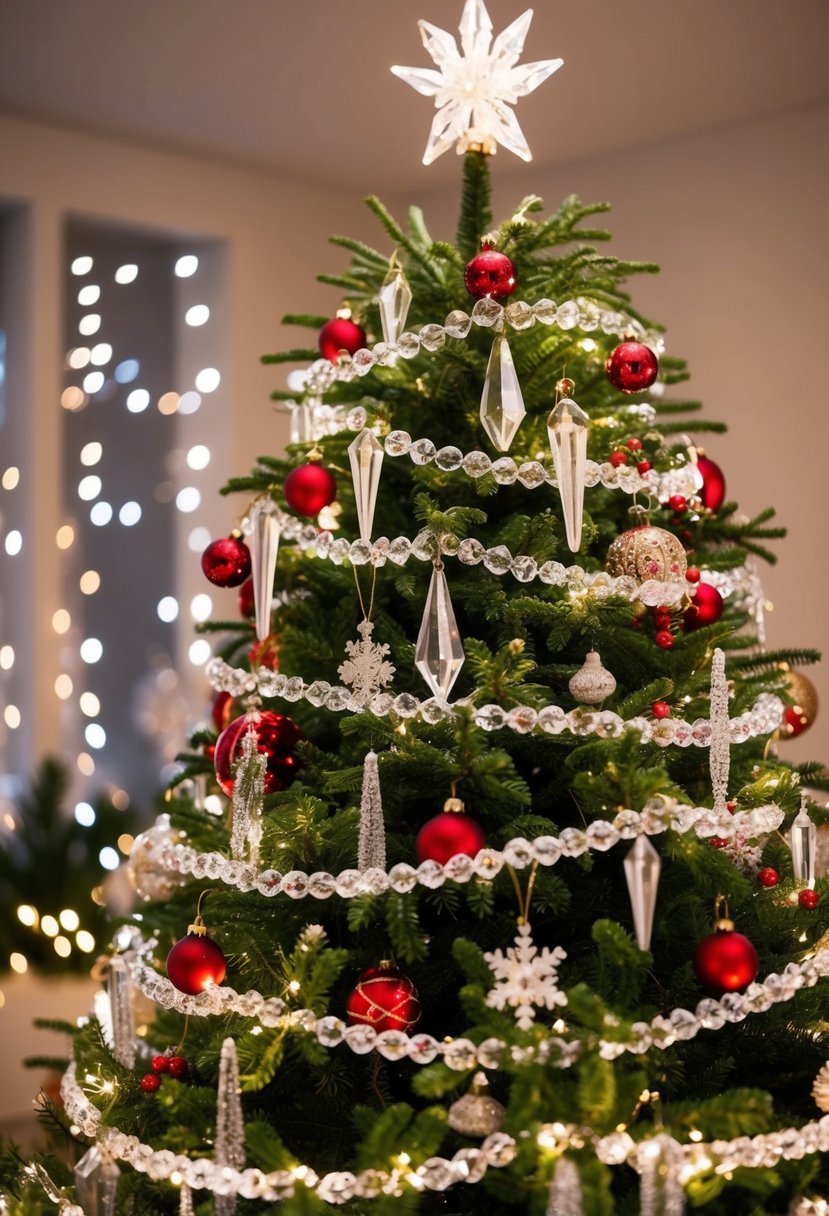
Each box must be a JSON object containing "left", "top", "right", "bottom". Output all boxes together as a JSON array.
[
  {"left": 463, "top": 243, "right": 517, "bottom": 301},
  {"left": 284, "top": 462, "right": 337, "bottom": 518},
  {"left": 416, "top": 798, "right": 486, "bottom": 865},
  {"left": 693, "top": 899, "right": 758, "bottom": 994},
  {"left": 696, "top": 453, "right": 726, "bottom": 512},
  {"left": 318, "top": 315, "right": 366, "bottom": 363},
  {"left": 201, "top": 535, "right": 251, "bottom": 588},
  {"left": 166, "top": 917, "right": 227, "bottom": 996},
  {"left": 346, "top": 962, "right": 421, "bottom": 1033}
]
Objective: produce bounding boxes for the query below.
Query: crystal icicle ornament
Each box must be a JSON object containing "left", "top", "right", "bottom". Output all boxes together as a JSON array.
[
  {"left": 251, "top": 497, "right": 280, "bottom": 643},
  {"left": 547, "top": 1156, "right": 583, "bottom": 1216},
  {"left": 290, "top": 401, "right": 314, "bottom": 445},
  {"left": 624, "top": 836, "right": 661, "bottom": 951},
  {"left": 480, "top": 333, "right": 526, "bottom": 452},
  {"left": 107, "top": 955, "right": 135, "bottom": 1070},
  {"left": 415, "top": 561, "right": 465, "bottom": 702},
  {"left": 547, "top": 394, "right": 589, "bottom": 553},
  {"left": 568, "top": 650, "right": 616, "bottom": 705},
  {"left": 348, "top": 428, "right": 385, "bottom": 543},
  {"left": 638, "top": 1134, "right": 685, "bottom": 1216},
  {"left": 229, "top": 725, "right": 267, "bottom": 866},
  {"left": 214, "top": 1037, "right": 245, "bottom": 1216},
  {"left": 358, "top": 749, "right": 386, "bottom": 872},
  {"left": 74, "top": 1146, "right": 121, "bottom": 1216},
  {"left": 378, "top": 266, "right": 412, "bottom": 347},
  {"left": 791, "top": 791, "right": 817, "bottom": 888},
  {"left": 709, "top": 647, "right": 730, "bottom": 813}
]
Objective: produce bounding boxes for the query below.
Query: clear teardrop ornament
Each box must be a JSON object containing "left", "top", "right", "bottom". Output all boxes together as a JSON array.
[
  {"left": 378, "top": 267, "right": 413, "bottom": 347},
  {"left": 415, "top": 563, "right": 465, "bottom": 702},
  {"left": 624, "top": 836, "right": 661, "bottom": 951},
  {"left": 547, "top": 395, "right": 589, "bottom": 552},
  {"left": 480, "top": 333, "right": 526, "bottom": 452},
  {"left": 348, "top": 428, "right": 385, "bottom": 543},
  {"left": 251, "top": 497, "right": 280, "bottom": 642}
]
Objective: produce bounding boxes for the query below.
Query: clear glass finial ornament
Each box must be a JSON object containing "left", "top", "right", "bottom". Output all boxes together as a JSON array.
[
  {"left": 251, "top": 496, "right": 281, "bottom": 642},
  {"left": 791, "top": 792, "right": 817, "bottom": 888},
  {"left": 348, "top": 428, "right": 385, "bottom": 543},
  {"left": 623, "top": 836, "right": 661, "bottom": 951},
  {"left": 415, "top": 561, "right": 465, "bottom": 701},
  {"left": 480, "top": 332, "right": 526, "bottom": 451},
  {"left": 547, "top": 385, "right": 589, "bottom": 553},
  {"left": 74, "top": 1146, "right": 121, "bottom": 1216},
  {"left": 378, "top": 265, "right": 413, "bottom": 347}
]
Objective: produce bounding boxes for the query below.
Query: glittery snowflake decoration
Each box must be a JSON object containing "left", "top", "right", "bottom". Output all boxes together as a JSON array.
[
  {"left": 337, "top": 619, "right": 396, "bottom": 707},
  {"left": 391, "top": 0, "right": 563, "bottom": 164},
  {"left": 484, "top": 921, "right": 567, "bottom": 1030}
]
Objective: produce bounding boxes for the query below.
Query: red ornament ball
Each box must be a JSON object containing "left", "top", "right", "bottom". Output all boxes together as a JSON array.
[
  {"left": 318, "top": 316, "right": 366, "bottom": 363},
  {"left": 238, "top": 577, "right": 255, "bottom": 619},
  {"left": 668, "top": 495, "right": 687, "bottom": 514},
  {"left": 655, "top": 629, "right": 674, "bottom": 649},
  {"left": 150, "top": 1055, "right": 170, "bottom": 1074},
  {"left": 696, "top": 453, "right": 726, "bottom": 512},
  {"left": 139, "top": 1073, "right": 161, "bottom": 1093},
  {"left": 201, "top": 536, "right": 252, "bottom": 588},
  {"left": 609, "top": 450, "right": 628, "bottom": 468},
  {"left": 684, "top": 582, "right": 724, "bottom": 631},
  {"left": 710, "top": 836, "right": 729, "bottom": 850},
  {"left": 605, "top": 341, "right": 659, "bottom": 394},
  {"left": 693, "top": 929, "right": 758, "bottom": 993},
  {"left": 166, "top": 930, "right": 227, "bottom": 996},
  {"left": 463, "top": 245, "right": 517, "bottom": 301},
  {"left": 651, "top": 700, "right": 671, "bottom": 719},
  {"left": 167, "top": 1055, "right": 190, "bottom": 1079},
  {"left": 637, "top": 460, "right": 651, "bottom": 475},
  {"left": 346, "top": 963, "right": 422, "bottom": 1033},
  {"left": 626, "top": 437, "right": 643, "bottom": 452},
  {"left": 799, "top": 888, "right": 820, "bottom": 909},
  {"left": 686, "top": 566, "right": 701, "bottom": 584},
  {"left": 416, "top": 811, "right": 486, "bottom": 865},
  {"left": 214, "top": 710, "right": 302, "bottom": 797},
  {"left": 212, "top": 691, "right": 241, "bottom": 733},
  {"left": 757, "top": 867, "right": 779, "bottom": 888},
  {"left": 284, "top": 462, "right": 337, "bottom": 518}
]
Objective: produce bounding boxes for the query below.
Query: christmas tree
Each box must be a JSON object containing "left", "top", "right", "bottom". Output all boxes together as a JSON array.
[{"left": 9, "top": 3, "right": 829, "bottom": 1213}]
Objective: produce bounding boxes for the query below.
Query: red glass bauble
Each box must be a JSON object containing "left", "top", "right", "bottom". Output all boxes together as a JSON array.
[
  {"left": 655, "top": 630, "right": 674, "bottom": 649},
  {"left": 686, "top": 566, "right": 701, "bottom": 584},
  {"left": 214, "top": 710, "right": 302, "bottom": 796},
  {"left": 166, "top": 931, "right": 227, "bottom": 996},
  {"left": 238, "top": 577, "right": 255, "bottom": 619},
  {"left": 684, "top": 582, "right": 724, "bottom": 631},
  {"left": 626, "top": 437, "right": 643, "bottom": 452},
  {"left": 284, "top": 463, "right": 337, "bottom": 518},
  {"left": 345, "top": 963, "right": 422, "bottom": 1033},
  {"left": 463, "top": 246, "right": 517, "bottom": 301},
  {"left": 696, "top": 454, "right": 726, "bottom": 512},
  {"left": 609, "top": 450, "right": 628, "bottom": 467},
  {"left": 201, "top": 536, "right": 251, "bottom": 588},
  {"left": 693, "top": 929, "right": 758, "bottom": 993},
  {"left": 651, "top": 700, "right": 671, "bottom": 719},
  {"left": 249, "top": 633, "right": 281, "bottom": 672},
  {"left": 318, "top": 316, "right": 366, "bottom": 363},
  {"left": 605, "top": 342, "right": 659, "bottom": 393},
  {"left": 416, "top": 811, "right": 486, "bottom": 865},
  {"left": 799, "top": 888, "right": 820, "bottom": 909},
  {"left": 150, "top": 1055, "right": 170, "bottom": 1074},
  {"left": 140, "top": 1073, "right": 161, "bottom": 1093},
  {"left": 757, "top": 867, "right": 779, "bottom": 888},
  {"left": 212, "top": 691, "right": 242, "bottom": 733},
  {"left": 668, "top": 495, "right": 687, "bottom": 514},
  {"left": 167, "top": 1055, "right": 189, "bottom": 1079},
  {"left": 637, "top": 460, "right": 651, "bottom": 475}
]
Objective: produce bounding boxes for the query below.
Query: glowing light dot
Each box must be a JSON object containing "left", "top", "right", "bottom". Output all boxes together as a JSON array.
[
  {"left": 204, "top": 794, "right": 223, "bottom": 816},
  {"left": 77, "top": 285, "right": 100, "bottom": 306},
  {"left": 55, "top": 674, "right": 74, "bottom": 699},
  {"left": 85, "top": 723, "right": 106, "bottom": 749},
  {"left": 185, "top": 304, "right": 210, "bottom": 327},
  {"left": 71, "top": 256, "right": 93, "bottom": 276},
  {"left": 115, "top": 264, "right": 138, "bottom": 284},
  {"left": 78, "top": 474, "right": 102, "bottom": 501},
  {"left": 74, "top": 802, "right": 96, "bottom": 827},
  {"left": 99, "top": 846, "right": 119, "bottom": 871},
  {"left": 178, "top": 391, "right": 201, "bottom": 415},
  {"left": 61, "top": 386, "right": 86, "bottom": 411},
  {"left": 79, "top": 314, "right": 101, "bottom": 336},
  {"left": 10, "top": 953, "right": 28, "bottom": 974},
  {"left": 4, "top": 530, "right": 22, "bottom": 556},
  {"left": 188, "top": 525, "right": 212, "bottom": 552},
  {"left": 90, "top": 343, "right": 113, "bottom": 366},
  {"left": 189, "top": 639, "right": 211, "bottom": 666},
  {"left": 76, "top": 930, "right": 95, "bottom": 953},
  {"left": 16, "top": 905, "right": 37, "bottom": 927},
  {"left": 90, "top": 501, "right": 113, "bottom": 526},
  {"left": 186, "top": 444, "right": 211, "bottom": 470},
  {"left": 80, "top": 637, "right": 103, "bottom": 663},
  {"left": 111, "top": 789, "right": 130, "bottom": 811},
  {"left": 52, "top": 609, "right": 71, "bottom": 634},
  {"left": 4, "top": 705, "right": 21, "bottom": 729},
  {"left": 126, "top": 388, "right": 150, "bottom": 413},
  {"left": 117, "top": 833, "right": 134, "bottom": 854},
  {"left": 54, "top": 936, "right": 72, "bottom": 958},
  {"left": 3, "top": 814, "right": 15, "bottom": 830},
  {"left": 157, "top": 596, "right": 178, "bottom": 623},
  {"left": 191, "top": 593, "right": 213, "bottom": 622},
  {"left": 114, "top": 359, "right": 139, "bottom": 383},
  {"left": 175, "top": 255, "right": 198, "bottom": 277},
  {"left": 194, "top": 367, "right": 220, "bottom": 393},
  {"left": 68, "top": 347, "right": 90, "bottom": 369},
  {"left": 286, "top": 369, "right": 308, "bottom": 392},
  {"left": 77, "top": 753, "right": 95, "bottom": 776},
  {"left": 79, "top": 692, "right": 101, "bottom": 717},
  {"left": 288, "top": 979, "right": 301, "bottom": 994},
  {"left": 83, "top": 371, "right": 104, "bottom": 394},
  {"left": 176, "top": 486, "right": 200, "bottom": 513},
  {"left": 59, "top": 910, "right": 80, "bottom": 932},
  {"left": 158, "top": 391, "right": 180, "bottom": 415},
  {"left": 0, "top": 646, "right": 14, "bottom": 670},
  {"left": 80, "top": 442, "right": 102, "bottom": 466},
  {"left": 41, "top": 915, "right": 58, "bottom": 937},
  {"left": 119, "top": 501, "right": 142, "bottom": 527},
  {"left": 80, "top": 570, "right": 101, "bottom": 595},
  {"left": 56, "top": 524, "right": 75, "bottom": 550},
  {"left": 2, "top": 467, "right": 20, "bottom": 489}
]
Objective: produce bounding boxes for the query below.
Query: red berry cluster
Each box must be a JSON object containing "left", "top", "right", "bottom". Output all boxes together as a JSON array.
[
  {"left": 139, "top": 1054, "right": 190, "bottom": 1093},
  {"left": 608, "top": 436, "right": 651, "bottom": 475}
]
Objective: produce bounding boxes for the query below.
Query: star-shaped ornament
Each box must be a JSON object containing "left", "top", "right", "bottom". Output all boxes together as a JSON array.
[{"left": 392, "top": 0, "right": 563, "bottom": 165}]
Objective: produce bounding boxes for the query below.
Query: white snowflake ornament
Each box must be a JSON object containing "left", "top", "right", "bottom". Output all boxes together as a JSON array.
[
  {"left": 484, "top": 920, "right": 567, "bottom": 1030},
  {"left": 337, "top": 619, "right": 396, "bottom": 707},
  {"left": 392, "top": 0, "right": 563, "bottom": 165}
]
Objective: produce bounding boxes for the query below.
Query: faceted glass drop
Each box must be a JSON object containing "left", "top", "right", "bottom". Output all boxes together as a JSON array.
[
  {"left": 347, "top": 429, "right": 384, "bottom": 543},
  {"left": 74, "top": 1146, "right": 121, "bottom": 1216},
  {"left": 415, "top": 564, "right": 465, "bottom": 702},
  {"left": 378, "top": 269, "right": 413, "bottom": 347},
  {"left": 623, "top": 836, "right": 661, "bottom": 951},
  {"left": 547, "top": 396, "right": 589, "bottom": 552},
  {"left": 480, "top": 333, "right": 526, "bottom": 452},
  {"left": 251, "top": 498, "right": 280, "bottom": 642},
  {"left": 290, "top": 401, "right": 315, "bottom": 445}
]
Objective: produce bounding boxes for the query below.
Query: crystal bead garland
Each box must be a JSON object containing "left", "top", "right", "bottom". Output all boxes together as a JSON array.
[
  {"left": 480, "top": 332, "right": 526, "bottom": 452},
  {"left": 347, "top": 428, "right": 385, "bottom": 543},
  {"left": 791, "top": 791, "right": 817, "bottom": 888},
  {"left": 415, "top": 560, "right": 465, "bottom": 701},
  {"left": 547, "top": 381, "right": 589, "bottom": 552},
  {"left": 378, "top": 264, "right": 412, "bottom": 348},
  {"left": 250, "top": 497, "right": 281, "bottom": 642},
  {"left": 623, "top": 836, "right": 661, "bottom": 951}
]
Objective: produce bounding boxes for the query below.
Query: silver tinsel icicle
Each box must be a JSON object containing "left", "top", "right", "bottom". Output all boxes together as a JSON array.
[
  {"left": 357, "top": 750, "right": 386, "bottom": 872},
  {"left": 709, "top": 648, "right": 730, "bottom": 813},
  {"left": 214, "top": 1037, "right": 245, "bottom": 1216},
  {"left": 229, "top": 725, "right": 267, "bottom": 866},
  {"left": 638, "top": 1134, "right": 685, "bottom": 1216},
  {"left": 546, "top": 1156, "right": 583, "bottom": 1215},
  {"left": 107, "top": 956, "right": 135, "bottom": 1070}
]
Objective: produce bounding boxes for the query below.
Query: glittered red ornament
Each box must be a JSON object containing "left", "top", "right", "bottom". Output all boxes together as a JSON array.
[
  {"left": 201, "top": 535, "right": 251, "bottom": 588},
  {"left": 284, "top": 462, "right": 337, "bottom": 517},
  {"left": 318, "top": 316, "right": 366, "bottom": 363},
  {"left": 150, "top": 1055, "right": 170, "bottom": 1074},
  {"left": 140, "top": 1073, "right": 161, "bottom": 1093},
  {"left": 655, "top": 630, "right": 674, "bottom": 649},
  {"left": 166, "top": 926, "right": 227, "bottom": 996},
  {"left": 238, "top": 577, "right": 255, "bottom": 619},
  {"left": 605, "top": 342, "right": 659, "bottom": 394},
  {"left": 346, "top": 962, "right": 421, "bottom": 1033},
  {"left": 757, "top": 867, "right": 779, "bottom": 888},
  {"left": 416, "top": 809, "right": 486, "bottom": 865},
  {"left": 651, "top": 700, "right": 671, "bottom": 719},
  {"left": 799, "top": 888, "right": 820, "bottom": 909},
  {"left": 696, "top": 453, "right": 726, "bottom": 512},
  {"left": 214, "top": 710, "right": 302, "bottom": 797},
  {"left": 167, "top": 1055, "right": 189, "bottom": 1079},
  {"left": 693, "top": 900, "right": 758, "bottom": 993},
  {"left": 684, "top": 582, "right": 724, "bottom": 631},
  {"left": 463, "top": 245, "right": 517, "bottom": 301}
]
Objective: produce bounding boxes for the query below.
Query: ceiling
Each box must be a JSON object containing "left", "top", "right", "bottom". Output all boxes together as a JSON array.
[{"left": 1, "top": 0, "right": 828, "bottom": 193}]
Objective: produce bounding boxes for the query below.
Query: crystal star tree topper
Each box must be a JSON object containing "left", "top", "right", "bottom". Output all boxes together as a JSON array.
[{"left": 392, "top": 0, "right": 563, "bottom": 164}]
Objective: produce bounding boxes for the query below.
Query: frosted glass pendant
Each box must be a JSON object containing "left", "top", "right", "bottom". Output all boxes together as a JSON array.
[
  {"left": 251, "top": 497, "right": 280, "bottom": 642},
  {"left": 348, "top": 428, "right": 385, "bottom": 543},
  {"left": 624, "top": 836, "right": 661, "bottom": 951},
  {"left": 547, "top": 395, "right": 589, "bottom": 552},
  {"left": 791, "top": 795, "right": 817, "bottom": 887},
  {"left": 415, "top": 563, "right": 465, "bottom": 702},
  {"left": 290, "top": 401, "right": 314, "bottom": 446},
  {"left": 74, "top": 1146, "right": 121, "bottom": 1216},
  {"left": 480, "top": 333, "right": 526, "bottom": 451},
  {"left": 378, "top": 267, "right": 412, "bottom": 347}
]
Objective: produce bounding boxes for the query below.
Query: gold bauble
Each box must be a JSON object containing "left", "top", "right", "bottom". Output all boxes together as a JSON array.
[
  {"left": 778, "top": 666, "right": 819, "bottom": 739},
  {"left": 606, "top": 526, "right": 687, "bottom": 583}
]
